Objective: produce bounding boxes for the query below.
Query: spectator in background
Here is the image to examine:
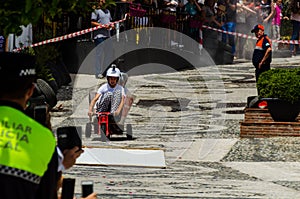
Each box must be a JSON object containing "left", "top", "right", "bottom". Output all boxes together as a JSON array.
[
  {"left": 271, "top": 0, "right": 285, "bottom": 50},
  {"left": 0, "top": 35, "right": 5, "bottom": 52},
  {"left": 185, "top": 0, "right": 204, "bottom": 42},
  {"left": 256, "top": 0, "right": 274, "bottom": 36},
  {"left": 289, "top": 0, "right": 300, "bottom": 57},
  {"left": 91, "top": 0, "right": 114, "bottom": 79},
  {"left": 160, "top": 0, "right": 179, "bottom": 28},
  {"left": 160, "top": 0, "right": 180, "bottom": 46},
  {"left": 215, "top": 4, "right": 227, "bottom": 28},
  {"left": 236, "top": 0, "right": 247, "bottom": 58},
  {"left": 220, "top": 0, "right": 237, "bottom": 57},
  {"left": 242, "top": 0, "right": 258, "bottom": 56},
  {"left": 245, "top": 0, "right": 258, "bottom": 28},
  {"left": 215, "top": 4, "right": 227, "bottom": 41},
  {"left": 202, "top": 0, "right": 222, "bottom": 56},
  {"left": 203, "top": 0, "right": 219, "bottom": 27},
  {"left": 236, "top": 0, "right": 256, "bottom": 58}
]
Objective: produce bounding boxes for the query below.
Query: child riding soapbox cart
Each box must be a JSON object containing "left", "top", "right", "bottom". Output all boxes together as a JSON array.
[{"left": 85, "top": 72, "right": 134, "bottom": 141}]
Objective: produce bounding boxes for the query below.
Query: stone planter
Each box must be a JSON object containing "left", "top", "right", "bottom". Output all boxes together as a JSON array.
[{"left": 262, "top": 98, "right": 300, "bottom": 122}]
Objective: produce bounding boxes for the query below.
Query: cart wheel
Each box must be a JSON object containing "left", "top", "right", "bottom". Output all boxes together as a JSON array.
[
  {"left": 126, "top": 124, "right": 133, "bottom": 140},
  {"left": 100, "top": 124, "right": 109, "bottom": 142},
  {"left": 85, "top": 123, "right": 92, "bottom": 138}
]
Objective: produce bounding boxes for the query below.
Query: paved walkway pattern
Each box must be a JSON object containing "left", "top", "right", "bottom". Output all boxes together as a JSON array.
[{"left": 51, "top": 56, "right": 300, "bottom": 198}]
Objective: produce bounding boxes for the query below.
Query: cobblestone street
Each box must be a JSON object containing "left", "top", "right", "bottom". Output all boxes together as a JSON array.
[{"left": 51, "top": 56, "right": 300, "bottom": 198}]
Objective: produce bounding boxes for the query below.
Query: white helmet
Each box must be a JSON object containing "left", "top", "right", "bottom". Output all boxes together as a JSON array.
[{"left": 106, "top": 64, "right": 120, "bottom": 78}]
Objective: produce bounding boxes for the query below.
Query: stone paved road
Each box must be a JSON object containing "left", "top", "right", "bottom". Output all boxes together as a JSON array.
[{"left": 51, "top": 56, "right": 300, "bottom": 198}]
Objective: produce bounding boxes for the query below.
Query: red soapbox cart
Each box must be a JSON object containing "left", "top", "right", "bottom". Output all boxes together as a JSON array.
[
  {"left": 85, "top": 89, "right": 134, "bottom": 141},
  {"left": 96, "top": 111, "right": 132, "bottom": 141},
  {"left": 85, "top": 93, "right": 133, "bottom": 142}
]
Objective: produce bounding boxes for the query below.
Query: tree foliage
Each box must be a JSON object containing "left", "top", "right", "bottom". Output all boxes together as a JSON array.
[
  {"left": 258, "top": 68, "right": 300, "bottom": 104},
  {"left": 0, "top": 0, "right": 92, "bottom": 37}
]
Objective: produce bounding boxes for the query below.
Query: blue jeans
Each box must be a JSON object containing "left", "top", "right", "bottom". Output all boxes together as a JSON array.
[
  {"left": 290, "top": 20, "right": 300, "bottom": 54},
  {"left": 222, "top": 22, "right": 236, "bottom": 55},
  {"left": 94, "top": 37, "right": 113, "bottom": 77}
]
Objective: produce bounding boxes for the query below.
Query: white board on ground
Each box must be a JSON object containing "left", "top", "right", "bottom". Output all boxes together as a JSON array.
[{"left": 76, "top": 147, "right": 166, "bottom": 168}]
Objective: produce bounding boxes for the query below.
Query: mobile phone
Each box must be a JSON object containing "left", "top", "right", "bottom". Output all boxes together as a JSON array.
[
  {"left": 61, "top": 178, "right": 75, "bottom": 199},
  {"left": 34, "top": 105, "right": 47, "bottom": 126},
  {"left": 81, "top": 180, "right": 94, "bottom": 197}
]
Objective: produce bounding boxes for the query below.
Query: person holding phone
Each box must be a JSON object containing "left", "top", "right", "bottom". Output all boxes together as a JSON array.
[
  {"left": 35, "top": 124, "right": 87, "bottom": 199},
  {"left": 57, "top": 178, "right": 97, "bottom": 199}
]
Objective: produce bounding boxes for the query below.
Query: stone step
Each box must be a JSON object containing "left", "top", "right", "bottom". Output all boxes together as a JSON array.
[{"left": 240, "top": 121, "right": 300, "bottom": 138}]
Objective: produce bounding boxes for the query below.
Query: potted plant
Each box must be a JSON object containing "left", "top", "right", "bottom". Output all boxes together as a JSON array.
[{"left": 257, "top": 68, "right": 300, "bottom": 122}]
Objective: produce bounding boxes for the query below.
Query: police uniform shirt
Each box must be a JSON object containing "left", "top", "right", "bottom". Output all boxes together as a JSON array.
[
  {"left": 0, "top": 52, "right": 56, "bottom": 199},
  {"left": 0, "top": 100, "right": 56, "bottom": 199}
]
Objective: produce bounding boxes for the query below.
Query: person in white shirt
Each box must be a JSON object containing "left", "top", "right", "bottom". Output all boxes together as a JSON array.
[
  {"left": 88, "top": 65, "right": 125, "bottom": 122},
  {"left": 91, "top": 0, "right": 114, "bottom": 79}
]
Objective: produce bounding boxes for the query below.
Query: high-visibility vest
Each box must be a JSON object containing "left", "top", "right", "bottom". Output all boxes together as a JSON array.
[{"left": 0, "top": 106, "right": 56, "bottom": 183}]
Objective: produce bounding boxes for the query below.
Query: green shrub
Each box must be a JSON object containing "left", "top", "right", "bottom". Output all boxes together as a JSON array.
[{"left": 257, "top": 68, "right": 300, "bottom": 104}]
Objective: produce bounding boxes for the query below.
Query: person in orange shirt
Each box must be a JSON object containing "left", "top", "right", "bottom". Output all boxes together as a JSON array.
[{"left": 251, "top": 24, "right": 272, "bottom": 83}]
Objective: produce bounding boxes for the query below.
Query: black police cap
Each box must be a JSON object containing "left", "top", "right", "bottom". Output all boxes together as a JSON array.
[{"left": 0, "top": 52, "right": 36, "bottom": 79}]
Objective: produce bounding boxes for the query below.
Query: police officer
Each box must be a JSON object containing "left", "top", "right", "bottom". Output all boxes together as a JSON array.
[
  {"left": 0, "top": 52, "right": 96, "bottom": 199},
  {"left": 0, "top": 52, "right": 56, "bottom": 198},
  {"left": 251, "top": 24, "right": 272, "bottom": 83}
]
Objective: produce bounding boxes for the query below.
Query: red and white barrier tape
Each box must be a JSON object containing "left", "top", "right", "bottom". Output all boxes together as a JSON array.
[
  {"left": 14, "top": 14, "right": 128, "bottom": 52},
  {"left": 14, "top": 16, "right": 299, "bottom": 51},
  {"left": 202, "top": 25, "right": 300, "bottom": 45}
]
